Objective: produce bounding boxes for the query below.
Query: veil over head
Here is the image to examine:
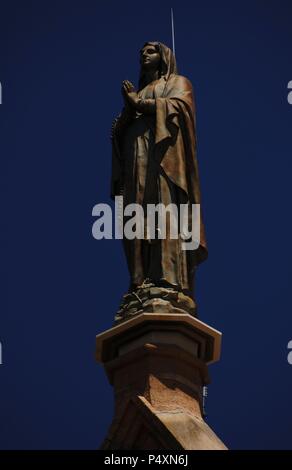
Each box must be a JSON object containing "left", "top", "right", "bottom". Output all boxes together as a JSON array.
[{"left": 138, "top": 41, "right": 178, "bottom": 90}]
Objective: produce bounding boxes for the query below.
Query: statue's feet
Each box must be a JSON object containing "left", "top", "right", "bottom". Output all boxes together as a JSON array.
[{"left": 115, "top": 283, "right": 197, "bottom": 324}]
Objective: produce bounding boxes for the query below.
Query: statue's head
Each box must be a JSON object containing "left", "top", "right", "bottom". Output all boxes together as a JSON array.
[
  {"left": 139, "top": 43, "right": 161, "bottom": 72},
  {"left": 139, "top": 41, "right": 177, "bottom": 89}
]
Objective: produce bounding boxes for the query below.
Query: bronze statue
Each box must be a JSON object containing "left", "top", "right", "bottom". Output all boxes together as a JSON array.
[{"left": 111, "top": 42, "right": 207, "bottom": 322}]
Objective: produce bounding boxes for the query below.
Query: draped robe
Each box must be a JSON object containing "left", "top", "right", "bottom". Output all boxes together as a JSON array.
[{"left": 111, "top": 73, "right": 207, "bottom": 297}]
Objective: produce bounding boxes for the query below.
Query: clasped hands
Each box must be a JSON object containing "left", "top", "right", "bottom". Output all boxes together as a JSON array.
[
  {"left": 111, "top": 80, "right": 145, "bottom": 139},
  {"left": 122, "top": 80, "right": 140, "bottom": 109}
]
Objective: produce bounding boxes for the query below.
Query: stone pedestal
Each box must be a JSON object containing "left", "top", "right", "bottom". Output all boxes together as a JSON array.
[{"left": 96, "top": 313, "right": 227, "bottom": 450}]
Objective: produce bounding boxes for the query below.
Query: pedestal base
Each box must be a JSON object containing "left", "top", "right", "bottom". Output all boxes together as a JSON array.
[{"left": 96, "top": 313, "right": 227, "bottom": 450}]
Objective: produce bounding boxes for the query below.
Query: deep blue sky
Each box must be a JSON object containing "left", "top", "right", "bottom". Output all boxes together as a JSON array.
[{"left": 1, "top": 0, "right": 292, "bottom": 450}]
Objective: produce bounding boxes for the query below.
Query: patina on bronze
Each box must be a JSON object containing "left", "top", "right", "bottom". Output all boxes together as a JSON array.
[{"left": 111, "top": 42, "right": 207, "bottom": 322}]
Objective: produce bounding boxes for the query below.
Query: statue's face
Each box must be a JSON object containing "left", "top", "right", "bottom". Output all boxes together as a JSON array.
[{"left": 140, "top": 44, "right": 161, "bottom": 71}]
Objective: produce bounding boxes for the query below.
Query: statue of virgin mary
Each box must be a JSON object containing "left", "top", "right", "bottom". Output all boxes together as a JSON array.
[{"left": 111, "top": 41, "right": 207, "bottom": 322}]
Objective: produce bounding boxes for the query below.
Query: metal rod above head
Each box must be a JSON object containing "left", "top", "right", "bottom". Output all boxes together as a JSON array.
[{"left": 171, "top": 8, "right": 176, "bottom": 57}]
